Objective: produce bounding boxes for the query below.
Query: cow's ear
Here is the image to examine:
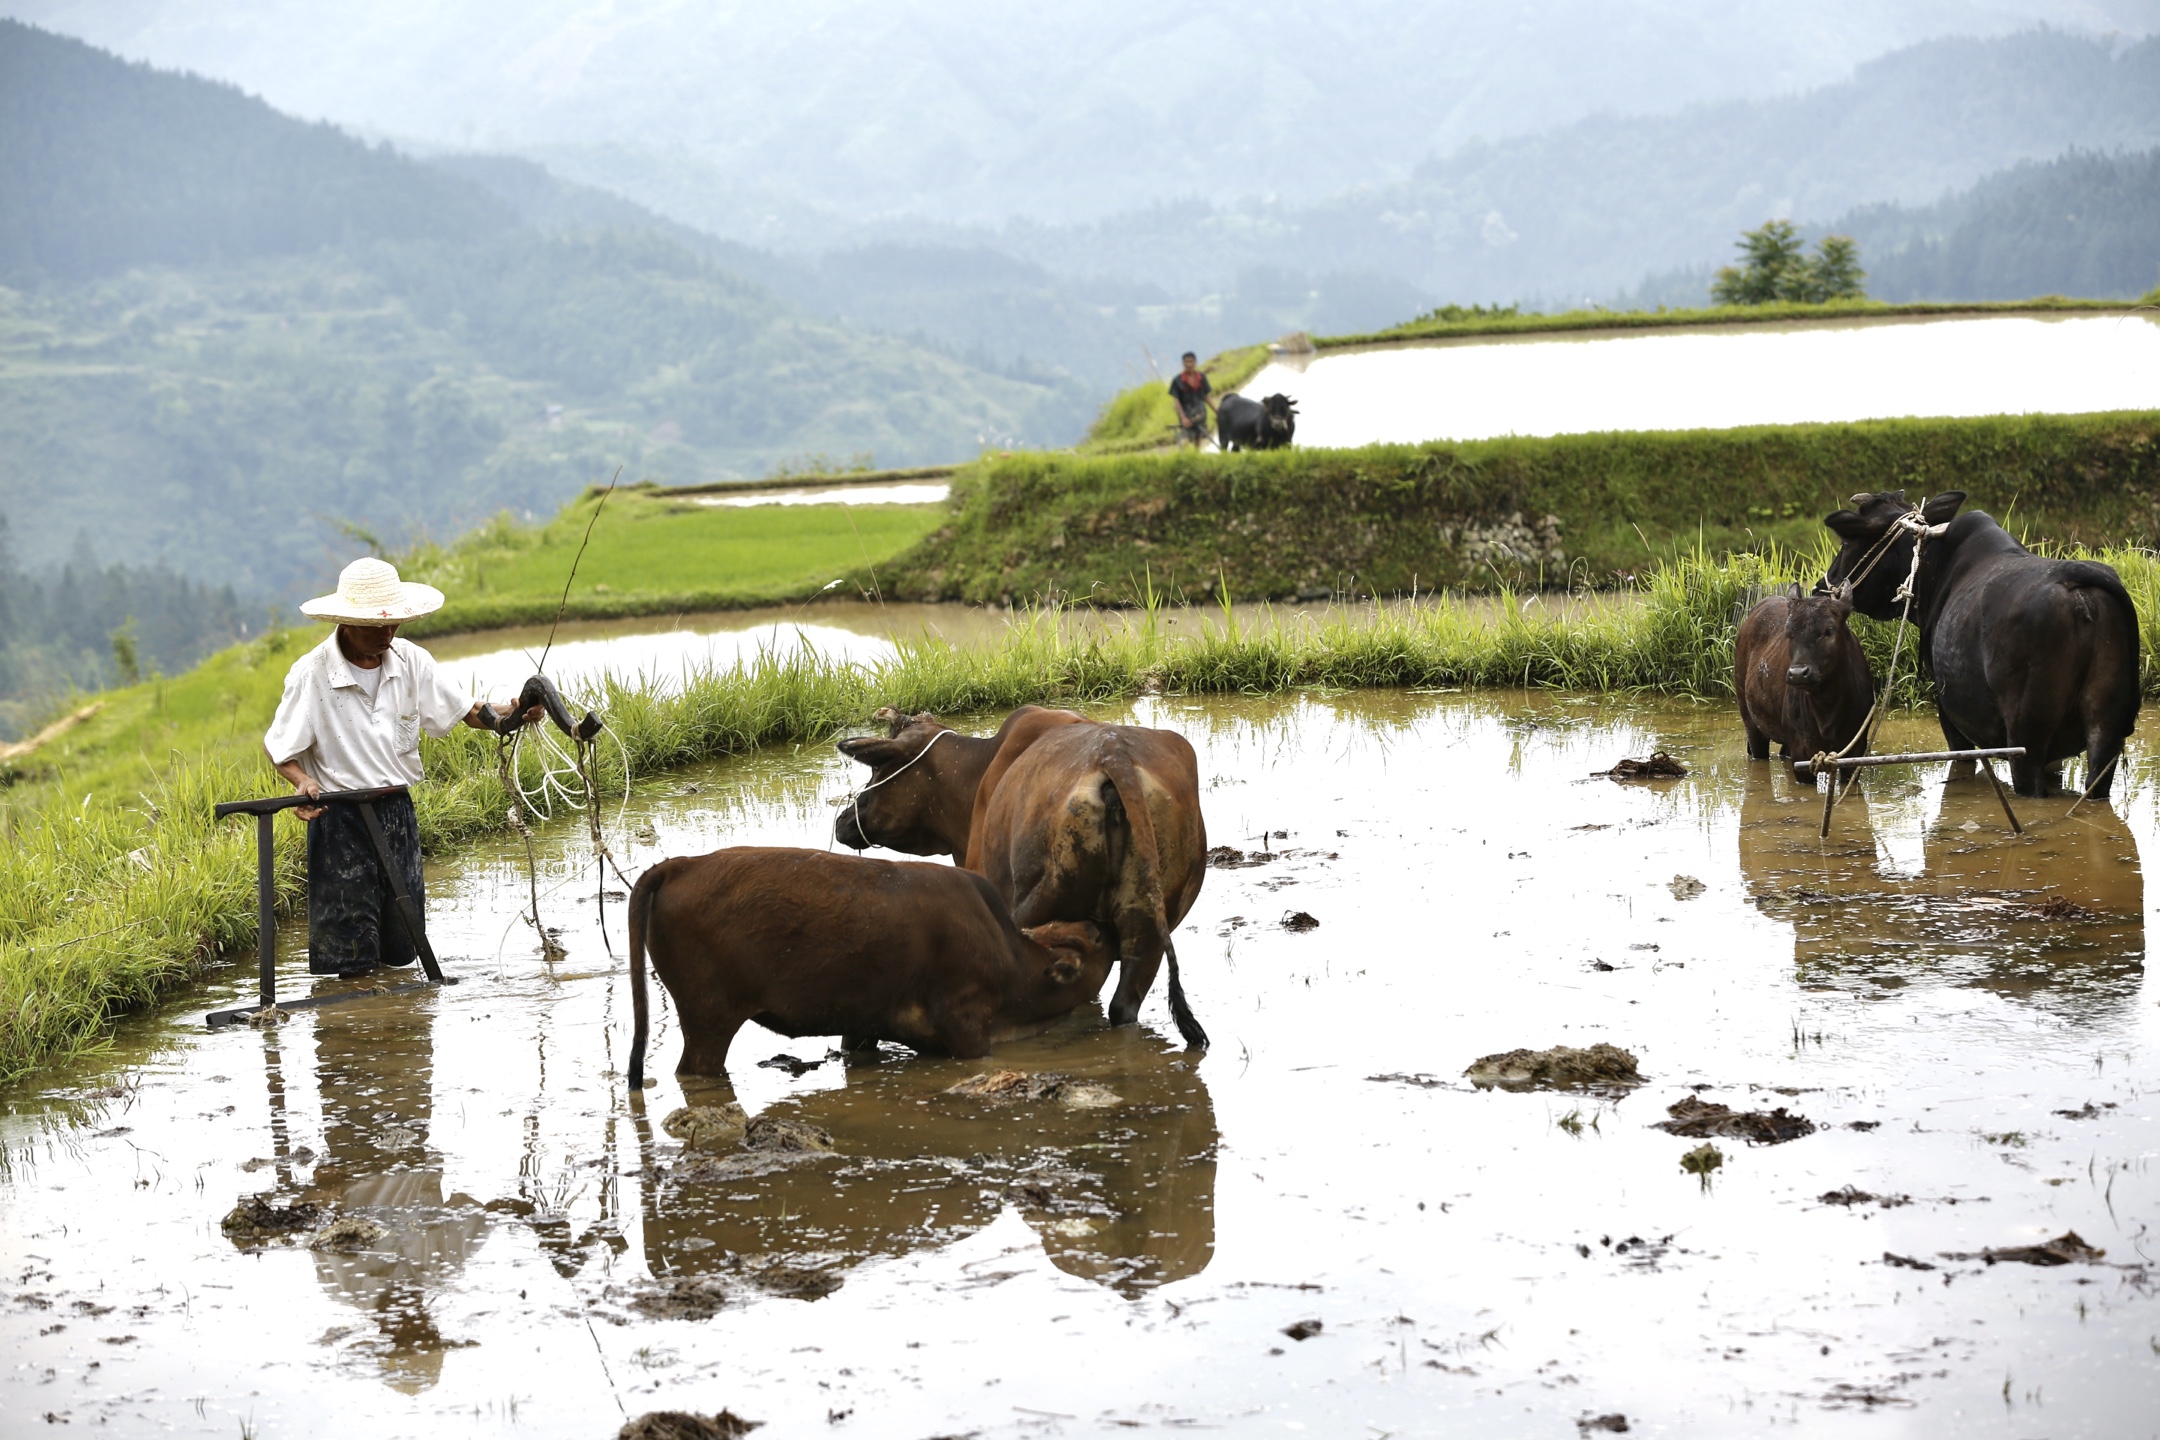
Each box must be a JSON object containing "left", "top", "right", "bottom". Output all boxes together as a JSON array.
[
  {"left": 1824, "top": 509, "right": 1869, "bottom": 540},
  {"left": 837, "top": 735, "right": 903, "bottom": 766},
  {"left": 1922, "top": 491, "right": 1966, "bottom": 526}
]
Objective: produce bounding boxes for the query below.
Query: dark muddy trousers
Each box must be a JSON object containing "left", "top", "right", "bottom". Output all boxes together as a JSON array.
[{"left": 305, "top": 791, "right": 424, "bottom": 976}]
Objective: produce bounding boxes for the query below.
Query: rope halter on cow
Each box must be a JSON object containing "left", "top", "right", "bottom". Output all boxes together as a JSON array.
[
  {"left": 1814, "top": 502, "right": 1952, "bottom": 836},
  {"left": 833, "top": 726, "right": 955, "bottom": 845}
]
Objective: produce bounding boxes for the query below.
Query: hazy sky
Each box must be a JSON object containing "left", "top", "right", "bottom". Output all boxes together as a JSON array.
[{"left": 13, "top": 0, "right": 2159, "bottom": 221}]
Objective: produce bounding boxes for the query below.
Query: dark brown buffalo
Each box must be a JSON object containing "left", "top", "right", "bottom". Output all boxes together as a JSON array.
[
  {"left": 834, "top": 706, "right": 1210, "bottom": 1048},
  {"left": 1823, "top": 490, "right": 2139, "bottom": 797},
  {"left": 624, "top": 847, "right": 1115, "bottom": 1087},
  {"left": 1735, "top": 592, "right": 1874, "bottom": 780}
]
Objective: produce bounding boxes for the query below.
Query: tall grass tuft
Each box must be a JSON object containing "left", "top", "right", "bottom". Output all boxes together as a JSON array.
[{"left": 3, "top": 542, "right": 2156, "bottom": 1080}]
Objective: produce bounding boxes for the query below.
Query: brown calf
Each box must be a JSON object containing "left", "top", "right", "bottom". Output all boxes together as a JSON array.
[
  {"left": 625, "top": 847, "right": 1115, "bottom": 1087},
  {"left": 1735, "top": 592, "right": 1875, "bottom": 781}
]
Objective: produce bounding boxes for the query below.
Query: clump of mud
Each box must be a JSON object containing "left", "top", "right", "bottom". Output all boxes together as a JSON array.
[
  {"left": 1820, "top": 1186, "right": 1911, "bottom": 1209},
  {"left": 670, "top": 1112, "right": 836, "bottom": 1185},
  {"left": 1280, "top": 911, "right": 1320, "bottom": 931},
  {"left": 1464, "top": 1043, "right": 1642, "bottom": 1093},
  {"left": 1656, "top": 1095, "right": 1815, "bottom": 1145},
  {"left": 308, "top": 1214, "right": 387, "bottom": 1252},
  {"left": 1207, "top": 845, "right": 1272, "bottom": 868},
  {"left": 750, "top": 1263, "right": 841, "bottom": 1300},
  {"left": 1949, "top": 1231, "right": 2106, "bottom": 1267},
  {"left": 627, "top": 1277, "right": 732, "bottom": 1322},
  {"left": 744, "top": 1116, "right": 834, "bottom": 1153},
  {"left": 220, "top": 1194, "right": 322, "bottom": 1239},
  {"left": 663, "top": 1104, "right": 749, "bottom": 1150},
  {"left": 1602, "top": 753, "right": 1687, "bottom": 780},
  {"left": 2026, "top": 895, "right": 2101, "bottom": 922},
  {"left": 944, "top": 1070, "right": 1120, "bottom": 1108},
  {"left": 619, "top": 1409, "right": 761, "bottom": 1439}
]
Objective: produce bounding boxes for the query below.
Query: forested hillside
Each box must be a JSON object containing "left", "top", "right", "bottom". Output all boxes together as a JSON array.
[
  {"left": 0, "top": 23, "right": 1091, "bottom": 595},
  {"left": 0, "top": 19, "right": 508, "bottom": 284},
  {"left": 0, "top": 520, "right": 249, "bottom": 736},
  {"left": 1853, "top": 148, "right": 2160, "bottom": 301}
]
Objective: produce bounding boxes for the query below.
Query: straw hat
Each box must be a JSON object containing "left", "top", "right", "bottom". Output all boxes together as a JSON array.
[{"left": 299, "top": 557, "right": 445, "bottom": 624}]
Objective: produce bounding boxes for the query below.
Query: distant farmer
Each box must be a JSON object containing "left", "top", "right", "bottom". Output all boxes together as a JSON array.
[
  {"left": 264, "top": 558, "right": 537, "bottom": 978},
  {"left": 1168, "top": 351, "right": 1216, "bottom": 446}
]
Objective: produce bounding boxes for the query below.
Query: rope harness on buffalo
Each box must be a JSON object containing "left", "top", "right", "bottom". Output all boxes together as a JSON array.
[
  {"left": 832, "top": 726, "right": 955, "bottom": 843},
  {"left": 1804, "top": 504, "right": 2023, "bottom": 838}
]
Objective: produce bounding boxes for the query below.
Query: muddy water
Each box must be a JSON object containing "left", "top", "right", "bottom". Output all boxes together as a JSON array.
[
  {"left": 1244, "top": 313, "right": 2160, "bottom": 446},
  {"left": 4, "top": 693, "right": 2157, "bottom": 1437}
]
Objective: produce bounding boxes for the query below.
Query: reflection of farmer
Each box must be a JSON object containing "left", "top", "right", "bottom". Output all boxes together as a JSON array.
[
  {"left": 306, "top": 995, "right": 485, "bottom": 1393},
  {"left": 1168, "top": 351, "right": 1216, "bottom": 446},
  {"left": 264, "top": 558, "right": 534, "bottom": 978}
]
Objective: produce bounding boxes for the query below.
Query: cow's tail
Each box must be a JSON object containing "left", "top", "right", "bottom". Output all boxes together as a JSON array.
[
  {"left": 626, "top": 862, "right": 664, "bottom": 1090},
  {"left": 1101, "top": 738, "right": 1209, "bottom": 1051}
]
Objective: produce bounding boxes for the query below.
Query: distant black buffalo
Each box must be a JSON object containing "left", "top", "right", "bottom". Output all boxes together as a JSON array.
[
  {"left": 1822, "top": 490, "right": 2139, "bottom": 798},
  {"left": 1216, "top": 393, "right": 1297, "bottom": 451}
]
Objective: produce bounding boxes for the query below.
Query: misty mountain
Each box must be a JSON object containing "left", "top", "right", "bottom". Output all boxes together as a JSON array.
[
  {"left": 0, "top": 22, "right": 1091, "bottom": 602},
  {"left": 440, "top": 151, "right": 1432, "bottom": 388},
  {"left": 930, "top": 28, "right": 2160, "bottom": 310},
  {"left": 0, "top": 19, "right": 509, "bottom": 283},
  {"left": 13, "top": 0, "right": 2153, "bottom": 229}
]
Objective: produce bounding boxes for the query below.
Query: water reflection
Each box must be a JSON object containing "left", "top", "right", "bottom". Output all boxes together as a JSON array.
[
  {"left": 637, "top": 1019, "right": 1216, "bottom": 1300},
  {"left": 1736, "top": 764, "right": 2143, "bottom": 1015},
  {"left": 298, "top": 991, "right": 486, "bottom": 1392}
]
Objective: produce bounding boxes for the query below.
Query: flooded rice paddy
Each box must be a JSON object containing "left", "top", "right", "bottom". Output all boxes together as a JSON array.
[
  {"left": 1243, "top": 313, "right": 2160, "bottom": 445},
  {"left": 4, "top": 691, "right": 2158, "bottom": 1437},
  {"left": 423, "top": 596, "right": 1629, "bottom": 703}
]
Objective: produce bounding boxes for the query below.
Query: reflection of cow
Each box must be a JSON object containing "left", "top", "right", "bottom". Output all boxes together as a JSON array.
[
  {"left": 625, "top": 847, "right": 1117, "bottom": 1086},
  {"left": 1735, "top": 593, "right": 1873, "bottom": 780},
  {"left": 1735, "top": 761, "right": 2143, "bottom": 1015},
  {"left": 1217, "top": 392, "right": 1297, "bottom": 451},
  {"left": 634, "top": 1026, "right": 1218, "bottom": 1299},
  {"left": 1823, "top": 491, "right": 2139, "bottom": 797},
  {"left": 836, "top": 706, "right": 1209, "bottom": 1046}
]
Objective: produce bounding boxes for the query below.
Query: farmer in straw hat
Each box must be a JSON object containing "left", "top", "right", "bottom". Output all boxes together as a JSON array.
[{"left": 264, "top": 557, "right": 539, "bottom": 979}]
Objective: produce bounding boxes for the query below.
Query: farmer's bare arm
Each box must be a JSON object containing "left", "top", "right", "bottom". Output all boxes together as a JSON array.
[{"left": 270, "top": 752, "right": 324, "bottom": 821}]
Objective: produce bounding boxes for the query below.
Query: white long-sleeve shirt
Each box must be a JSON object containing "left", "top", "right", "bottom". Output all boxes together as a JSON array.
[{"left": 264, "top": 635, "right": 473, "bottom": 791}]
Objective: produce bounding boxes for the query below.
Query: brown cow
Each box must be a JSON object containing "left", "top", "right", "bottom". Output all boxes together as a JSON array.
[
  {"left": 624, "top": 847, "right": 1115, "bottom": 1087},
  {"left": 1735, "top": 592, "right": 1874, "bottom": 782},
  {"left": 834, "top": 706, "right": 1209, "bottom": 1049}
]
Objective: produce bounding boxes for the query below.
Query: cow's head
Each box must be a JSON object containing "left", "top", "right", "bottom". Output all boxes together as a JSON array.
[
  {"left": 1820, "top": 490, "right": 1964, "bottom": 621},
  {"left": 834, "top": 708, "right": 962, "bottom": 856},
  {"left": 1021, "top": 920, "right": 1116, "bottom": 993},
  {"left": 1262, "top": 393, "right": 1298, "bottom": 444},
  {"left": 1782, "top": 592, "right": 1855, "bottom": 691}
]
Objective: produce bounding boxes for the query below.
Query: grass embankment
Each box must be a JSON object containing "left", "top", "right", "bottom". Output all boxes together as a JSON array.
[
  {"left": 394, "top": 483, "right": 944, "bottom": 637},
  {"left": 10, "top": 540, "right": 2160, "bottom": 1082},
  {"left": 880, "top": 411, "right": 2160, "bottom": 604},
  {"left": 1318, "top": 296, "right": 2151, "bottom": 350}
]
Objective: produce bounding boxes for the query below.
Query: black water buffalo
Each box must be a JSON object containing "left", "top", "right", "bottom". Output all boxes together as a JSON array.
[
  {"left": 1216, "top": 392, "right": 1297, "bottom": 451},
  {"left": 1734, "top": 592, "right": 1874, "bottom": 781},
  {"left": 1822, "top": 490, "right": 2139, "bottom": 798},
  {"left": 624, "top": 847, "right": 1116, "bottom": 1086}
]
